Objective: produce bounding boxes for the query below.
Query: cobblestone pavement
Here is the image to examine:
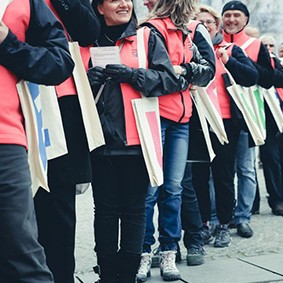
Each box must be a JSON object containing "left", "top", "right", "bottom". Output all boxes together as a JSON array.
[{"left": 74, "top": 164, "right": 283, "bottom": 281}]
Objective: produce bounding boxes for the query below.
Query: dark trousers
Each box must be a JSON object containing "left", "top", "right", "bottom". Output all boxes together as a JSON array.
[
  {"left": 0, "top": 145, "right": 54, "bottom": 283},
  {"left": 181, "top": 162, "right": 204, "bottom": 249},
  {"left": 211, "top": 119, "right": 241, "bottom": 224},
  {"left": 260, "top": 125, "right": 283, "bottom": 207},
  {"left": 91, "top": 154, "right": 149, "bottom": 283},
  {"left": 34, "top": 95, "right": 91, "bottom": 283},
  {"left": 191, "top": 162, "right": 211, "bottom": 223},
  {"left": 34, "top": 184, "right": 76, "bottom": 283}
]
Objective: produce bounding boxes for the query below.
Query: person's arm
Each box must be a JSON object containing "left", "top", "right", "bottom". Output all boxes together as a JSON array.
[
  {"left": 180, "top": 24, "right": 215, "bottom": 87},
  {"left": 50, "top": 0, "right": 100, "bottom": 46},
  {"left": 0, "top": 0, "right": 74, "bottom": 85},
  {"left": 225, "top": 45, "right": 259, "bottom": 87},
  {"left": 104, "top": 28, "right": 186, "bottom": 97},
  {"left": 254, "top": 43, "right": 274, "bottom": 88},
  {"left": 272, "top": 56, "right": 283, "bottom": 88}
]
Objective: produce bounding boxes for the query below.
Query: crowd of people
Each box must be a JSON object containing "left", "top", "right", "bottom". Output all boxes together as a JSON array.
[{"left": 1, "top": 0, "right": 283, "bottom": 283}]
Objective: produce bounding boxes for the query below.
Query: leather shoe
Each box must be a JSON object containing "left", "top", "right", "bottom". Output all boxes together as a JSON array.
[
  {"left": 237, "top": 223, "right": 253, "bottom": 238},
  {"left": 272, "top": 202, "right": 283, "bottom": 216}
]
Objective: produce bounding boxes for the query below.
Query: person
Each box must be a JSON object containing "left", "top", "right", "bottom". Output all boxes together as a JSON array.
[
  {"left": 33, "top": 1, "right": 100, "bottom": 283},
  {"left": 278, "top": 42, "right": 283, "bottom": 61},
  {"left": 258, "top": 33, "right": 283, "bottom": 216},
  {"left": 221, "top": 0, "right": 274, "bottom": 239},
  {"left": 88, "top": 0, "right": 187, "bottom": 282},
  {"left": 244, "top": 25, "right": 259, "bottom": 38},
  {"left": 0, "top": 0, "right": 74, "bottom": 282},
  {"left": 194, "top": 3, "right": 259, "bottom": 247},
  {"left": 136, "top": 0, "right": 215, "bottom": 281}
]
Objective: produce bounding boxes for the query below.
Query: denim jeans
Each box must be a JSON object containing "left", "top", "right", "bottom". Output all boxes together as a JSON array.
[
  {"left": 0, "top": 145, "right": 54, "bottom": 283},
  {"left": 143, "top": 118, "right": 189, "bottom": 252},
  {"left": 234, "top": 131, "right": 256, "bottom": 224}
]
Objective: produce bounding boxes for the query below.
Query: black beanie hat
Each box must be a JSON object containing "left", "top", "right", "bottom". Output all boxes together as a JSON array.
[{"left": 222, "top": 1, "right": 250, "bottom": 19}]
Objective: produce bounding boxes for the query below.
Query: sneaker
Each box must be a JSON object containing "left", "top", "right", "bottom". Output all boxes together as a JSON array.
[
  {"left": 151, "top": 246, "right": 161, "bottom": 268},
  {"left": 136, "top": 253, "right": 152, "bottom": 282},
  {"left": 200, "top": 226, "right": 214, "bottom": 244},
  {"left": 160, "top": 251, "right": 181, "bottom": 281},
  {"left": 214, "top": 224, "right": 231, "bottom": 248},
  {"left": 186, "top": 246, "right": 205, "bottom": 266}
]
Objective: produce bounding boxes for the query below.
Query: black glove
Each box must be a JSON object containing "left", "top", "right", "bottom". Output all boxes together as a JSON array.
[
  {"left": 87, "top": 66, "right": 106, "bottom": 87},
  {"left": 103, "top": 64, "right": 136, "bottom": 83}
]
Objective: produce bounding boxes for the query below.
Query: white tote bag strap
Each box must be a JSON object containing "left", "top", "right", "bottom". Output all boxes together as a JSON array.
[
  {"left": 0, "top": 0, "right": 12, "bottom": 21},
  {"left": 137, "top": 27, "right": 147, "bottom": 69},
  {"left": 240, "top": 37, "right": 257, "bottom": 51}
]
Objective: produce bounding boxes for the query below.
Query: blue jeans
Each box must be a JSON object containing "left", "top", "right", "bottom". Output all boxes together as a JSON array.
[
  {"left": 0, "top": 145, "right": 54, "bottom": 283},
  {"left": 234, "top": 131, "right": 256, "bottom": 224},
  {"left": 143, "top": 118, "right": 189, "bottom": 252}
]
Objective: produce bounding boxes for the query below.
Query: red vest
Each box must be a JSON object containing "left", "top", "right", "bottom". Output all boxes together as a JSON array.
[
  {"left": 214, "top": 41, "right": 234, "bottom": 118},
  {"left": 270, "top": 55, "right": 283, "bottom": 103},
  {"left": 0, "top": 0, "right": 30, "bottom": 147},
  {"left": 45, "top": 0, "right": 91, "bottom": 98},
  {"left": 147, "top": 18, "right": 194, "bottom": 123},
  {"left": 223, "top": 29, "right": 261, "bottom": 62},
  {"left": 119, "top": 27, "right": 151, "bottom": 145}
]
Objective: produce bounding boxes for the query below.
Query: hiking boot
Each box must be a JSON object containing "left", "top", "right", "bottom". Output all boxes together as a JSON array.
[
  {"left": 151, "top": 247, "right": 161, "bottom": 268},
  {"left": 152, "top": 245, "right": 182, "bottom": 267},
  {"left": 186, "top": 246, "right": 206, "bottom": 266},
  {"left": 159, "top": 251, "right": 181, "bottom": 281},
  {"left": 200, "top": 226, "right": 214, "bottom": 244},
  {"left": 214, "top": 224, "right": 231, "bottom": 248},
  {"left": 136, "top": 253, "right": 152, "bottom": 282}
]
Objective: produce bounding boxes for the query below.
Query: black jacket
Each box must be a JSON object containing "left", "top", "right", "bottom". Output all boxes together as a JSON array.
[
  {"left": 50, "top": 0, "right": 101, "bottom": 46},
  {"left": 0, "top": 0, "right": 74, "bottom": 86},
  {"left": 92, "top": 19, "right": 184, "bottom": 155}
]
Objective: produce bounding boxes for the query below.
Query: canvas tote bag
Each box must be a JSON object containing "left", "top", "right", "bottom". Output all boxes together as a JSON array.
[
  {"left": 131, "top": 27, "right": 163, "bottom": 187},
  {"left": 68, "top": 42, "right": 105, "bottom": 151}
]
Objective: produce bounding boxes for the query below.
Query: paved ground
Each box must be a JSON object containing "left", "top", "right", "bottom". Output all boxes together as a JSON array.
[{"left": 74, "top": 162, "right": 283, "bottom": 283}]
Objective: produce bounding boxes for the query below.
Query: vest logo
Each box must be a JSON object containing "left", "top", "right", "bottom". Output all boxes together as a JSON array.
[{"left": 132, "top": 49, "right": 138, "bottom": 57}]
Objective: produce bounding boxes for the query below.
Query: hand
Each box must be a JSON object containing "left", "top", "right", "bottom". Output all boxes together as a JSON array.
[
  {"left": 104, "top": 64, "right": 134, "bottom": 83},
  {"left": 0, "top": 22, "right": 9, "bottom": 44},
  {"left": 87, "top": 66, "right": 106, "bottom": 87},
  {"left": 216, "top": 47, "right": 229, "bottom": 64},
  {"left": 173, "top": 65, "right": 183, "bottom": 75}
]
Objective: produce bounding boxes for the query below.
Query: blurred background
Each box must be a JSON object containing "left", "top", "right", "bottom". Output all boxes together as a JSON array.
[{"left": 133, "top": 0, "right": 283, "bottom": 55}]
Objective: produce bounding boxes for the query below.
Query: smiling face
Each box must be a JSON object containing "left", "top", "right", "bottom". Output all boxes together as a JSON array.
[
  {"left": 197, "top": 11, "right": 218, "bottom": 39},
  {"left": 98, "top": 0, "right": 133, "bottom": 26},
  {"left": 143, "top": 0, "right": 156, "bottom": 12},
  {"left": 222, "top": 10, "right": 248, "bottom": 35}
]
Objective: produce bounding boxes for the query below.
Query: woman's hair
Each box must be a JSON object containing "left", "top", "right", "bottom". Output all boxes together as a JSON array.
[
  {"left": 196, "top": 4, "right": 221, "bottom": 30},
  {"left": 91, "top": 0, "right": 137, "bottom": 26},
  {"left": 147, "top": 0, "right": 198, "bottom": 34}
]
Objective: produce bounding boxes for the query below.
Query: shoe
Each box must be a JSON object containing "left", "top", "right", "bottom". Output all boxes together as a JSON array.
[
  {"left": 151, "top": 245, "right": 182, "bottom": 267},
  {"left": 200, "top": 226, "right": 214, "bottom": 244},
  {"left": 272, "top": 202, "right": 283, "bottom": 216},
  {"left": 136, "top": 253, "right": 152, "bottom": 282},
  {"left": 186, "top": 246, "right": 205, "bottom": 266},
  {"left": 160, "top": 251, "right": 181, "bottom": 281},
  {"left": 214, "top": 224, "right": 231, "bottom": 248},
  {"left": 228, "top": 222, "right": 237, "bottom": 229},
  {"left": 237, "top": 223, "right": 253, "bottom": 238},
  {"left": 151, "top": 247, "right": 161, "bottom": 268}
]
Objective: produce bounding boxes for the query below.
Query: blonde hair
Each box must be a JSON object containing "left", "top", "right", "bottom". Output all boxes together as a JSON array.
[
  {"left": 196, "top": 4, "right": 221, "bottom": 30},
  {"left": 147, "top": 0, "right": 198, "bottom": 34}
]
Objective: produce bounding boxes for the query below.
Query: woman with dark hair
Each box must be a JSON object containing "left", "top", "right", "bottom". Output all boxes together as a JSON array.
[{"left": 87, "top": 0, "right": 186, "bottom": 282}]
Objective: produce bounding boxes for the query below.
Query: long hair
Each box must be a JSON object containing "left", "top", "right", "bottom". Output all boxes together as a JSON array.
[{"left": 147, "top": 0, "right": 198, "bottom": 34}]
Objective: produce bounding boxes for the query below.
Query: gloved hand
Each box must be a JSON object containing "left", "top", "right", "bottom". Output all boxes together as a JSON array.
[
  {"left": 103, "top": 64, "right": 135, "bottom": 83},
  {"left": 87, "top": 66, "right": 106, "bottom": 87}
]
